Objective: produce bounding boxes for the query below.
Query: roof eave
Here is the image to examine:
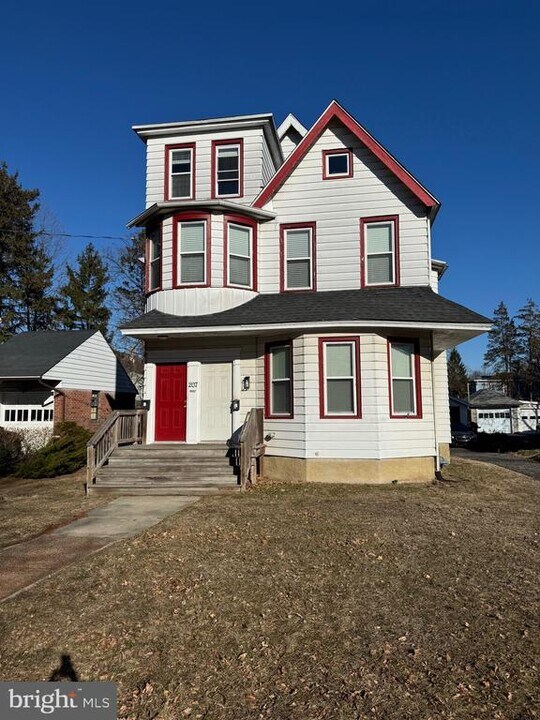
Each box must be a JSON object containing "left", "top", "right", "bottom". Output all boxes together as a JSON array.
[{"left": 127, "top": 201, "right": 276, "bottom": 229}]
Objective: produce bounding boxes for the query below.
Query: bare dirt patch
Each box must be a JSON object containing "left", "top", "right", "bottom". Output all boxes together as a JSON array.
[
  {"left": 0, "top": 470, "right": 107, "bottom": 549},
  {"left": 0, "top": 458, "right": 538, "bottom": 719}
]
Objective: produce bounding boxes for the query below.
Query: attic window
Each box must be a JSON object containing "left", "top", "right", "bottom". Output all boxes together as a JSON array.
[{"left": 323, "top": 149, "right": 353, "bottom": 179}]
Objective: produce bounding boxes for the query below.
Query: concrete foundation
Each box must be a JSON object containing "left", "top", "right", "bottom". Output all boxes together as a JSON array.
[{"left": 264, "top": 455, "right": 436, "bottom": 485}]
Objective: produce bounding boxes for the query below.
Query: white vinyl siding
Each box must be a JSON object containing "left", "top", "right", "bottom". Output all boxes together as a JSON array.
[
  {"left": 258, "top": 123, "right": 431, "bottom": 293},
  {"left": 365, "top": 221, "right": 395, "bottom": 285},
  {"left": 168, "top": 147, "right": 193, "bottom": 199},
  {"left": 178, "top": 221, "right": 206, "bottom": 285},
  {"left": 146, "top": 128, "right": 273, "bottom": 207},
  {"left": 227, "top": 223, "right": 252, "bottom": 288},
  {"left": 284, "top": 227, "right": 313, "bottom": 290},
  {"left": 43, "top": 332, "right": 135, "bottom": 394}
]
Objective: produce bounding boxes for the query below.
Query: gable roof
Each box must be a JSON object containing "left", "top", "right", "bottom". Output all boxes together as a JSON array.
[
  {"left": 0, "top": 330, "right": 96, "bottom": 379},
  {"left": 254, "top": 100, "right": 440, "bottom": 217},
  {"left": 277, "top": 113, "right": 307, "bottom": 140},
  {"left": 468, "top": 389, "right": 521, "bottom": 409}
]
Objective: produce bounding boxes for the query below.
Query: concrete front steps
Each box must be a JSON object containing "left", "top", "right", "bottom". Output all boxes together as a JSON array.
[{"left": 89, "top": 443, "right": 240, "bottom": 496}]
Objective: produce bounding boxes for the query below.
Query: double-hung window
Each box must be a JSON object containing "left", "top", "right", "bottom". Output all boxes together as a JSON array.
[
  {"left": 147, "top": 227, "right": 161, "bottom": 291},
  {"left": 166, "top": 144, "right": 194, "bottom": 200},
  {"left": 388, "top": 339, "right": 422, "bottom": 418},
  {"left": 176, "top": 217, "right": 208, "bottom": 286},
  {"left": 226, "top": 218, "right": 255, "bottom": 289},
  {"left": 323, "top": 149, "right": 353, "bottom": 179},
  {"left": 265, "top": 342, "right": 293, "bottom": 418},
  {"left": 319, "top": 338, "right": 361, "bottom": 418},
  {"left": 361, "top": 216, "right": 399, "bottom": 286},
  {"left": 213, "top": 140, "right": 243, "bottom": 197},
  {"left": 281, "top": 223, "right": 316, "bottom": 291}
]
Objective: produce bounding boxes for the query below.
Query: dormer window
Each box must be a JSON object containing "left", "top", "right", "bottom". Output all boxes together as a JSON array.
[
  {"left": 360, "top": 215, "right": 400, "bottom": 287},
  {"left": 323, "top": 149, "right": 353, "bottom": 179},
  {"left": 165, "top": 143, "right": 195, "bottom": 200},
  {"left": 212, "top": 139, "right": 243, "bottom": 198}
]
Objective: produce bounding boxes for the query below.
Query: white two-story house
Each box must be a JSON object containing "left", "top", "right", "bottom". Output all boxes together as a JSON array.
[{"left": 120, "top": 100, "right": 490, "bottom": 484}]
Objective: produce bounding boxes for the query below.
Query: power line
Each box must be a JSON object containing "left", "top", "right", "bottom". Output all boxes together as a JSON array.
[{"left": 0, "top": 228, "right": 132, "bottom": 241}]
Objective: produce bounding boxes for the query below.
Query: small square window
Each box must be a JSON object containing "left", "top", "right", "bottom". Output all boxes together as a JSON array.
[{"left": 323, "top": 149, "right": 352, "bottom": 179}]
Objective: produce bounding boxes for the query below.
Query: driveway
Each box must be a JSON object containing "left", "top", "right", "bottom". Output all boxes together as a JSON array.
[
  {"left": 0, "top": 496, "right": 199, "bottom": 601},
  {"left": 452, "top": 447, "right": 540, "bottom": 480}
]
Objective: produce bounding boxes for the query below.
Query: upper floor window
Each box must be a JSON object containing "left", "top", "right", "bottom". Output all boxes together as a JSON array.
[
  {"left": 388, "top": 338, "right": 422, "bottom": 418},
  {"left": 281, "top": 223, "right": 316, "bottom": 292},
  {"left": 224, "top": 216, "right": 256, "bottom": 290},
  {"left": 147, "top": 227, "right": 161, "bottom": 292},
  {"left": 360, "top": 215, "right": 399, "bottom": 287},
  {"left": 265, "top": 341, "right": 293, "bottom": 418},
  {"left": 319, "top": 338, "right": 361, "bottom": 418},
  {"left": 323, "top": 149, "right": 353, "bottom": 179},
  {"left": 213, "top": 139, "right": 243, "bottom": 198},
  {"left": 165, "top": 143, "right": 195, "bottom": 200},
  {"left": 173, "top": 213, "right": 210, "bottom": 288}
]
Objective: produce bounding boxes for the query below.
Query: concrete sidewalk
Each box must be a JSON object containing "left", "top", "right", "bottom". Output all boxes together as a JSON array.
[{"left": 0, "top": 496, "right": 199, "bottom": 601}]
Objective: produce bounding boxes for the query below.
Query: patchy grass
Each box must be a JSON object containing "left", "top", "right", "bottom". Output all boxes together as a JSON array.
[
  {"left": 0, "top": 458, "right": 538, "bottom": 720},
  {"left": 0, "top": 470, "right": 107, "bottom": 549},
  {"left": 514, "top": 449, "right": 540, "bottom": 461}
]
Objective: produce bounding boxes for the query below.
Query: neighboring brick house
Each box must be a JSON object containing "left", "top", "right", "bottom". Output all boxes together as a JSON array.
[{"left": 0, "top": 330, "right": 137, "bottom": 442}]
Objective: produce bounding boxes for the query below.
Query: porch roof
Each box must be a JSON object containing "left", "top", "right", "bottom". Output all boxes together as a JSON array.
[{"left": 121, "top": 287, "right": 490, "bottom": 346}]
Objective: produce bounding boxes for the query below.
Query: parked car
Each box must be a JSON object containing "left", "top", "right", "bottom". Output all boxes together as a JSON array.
[{"left": 451, "top": 424, "right": 477, "bottom": 446}]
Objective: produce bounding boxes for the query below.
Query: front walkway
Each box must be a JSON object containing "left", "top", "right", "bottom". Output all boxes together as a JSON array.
[{"left": 0, "top": 496, "right": 198, "bottom": 601}]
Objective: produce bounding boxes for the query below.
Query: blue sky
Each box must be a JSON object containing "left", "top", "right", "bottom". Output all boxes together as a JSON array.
[{"left": 1, "top": 0, "right": 538, "bottom": 368}]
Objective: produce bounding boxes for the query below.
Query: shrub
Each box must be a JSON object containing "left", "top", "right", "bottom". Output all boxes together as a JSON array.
[
  {"left": 16, "top": 422, "right": 92, "bottom": 479},
  {"left": 0, "top": 428, "right": 24, "bottom": 477}
]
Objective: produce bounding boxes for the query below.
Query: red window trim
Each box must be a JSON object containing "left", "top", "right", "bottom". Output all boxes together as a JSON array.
[
  {"left": 322, "top": 148, "right": 353, "bottom": 180},
  {"left": 164, "top": 143, "right": 196, "bottom": 201},
  {"left": 172, "top": 212, "right": 211, "bottom": 289},
  {"left": 318, "top": 337, "right": 362, "bottom": 419},
  {"left": 359, "top": 215, "right": 400, "bottom": 288},
  {"left": 279, "top": 222, "right": 317, "bottom": 293},
  {"left": 211, "top": 138, "right": 244, "bottom": 199},
  {"left": 264, "top": 340, "right": 294, "bottom": 419},
  {"left": 145, "top": 223, "right": 163, "bottom": 295},
  {"left": 223, "top": 214, "right": 258, "bottom": 291},
  {"left": 387, "top": 337, "right": 423, "bottom": 419}
]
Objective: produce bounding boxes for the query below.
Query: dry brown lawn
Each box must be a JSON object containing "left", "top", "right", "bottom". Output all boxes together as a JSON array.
[
  {"left": 0, "top": 458, "right": 538, "bottom": 719},
  {"left": 0, "top": 470, "right": 107, "bottom": 549}
]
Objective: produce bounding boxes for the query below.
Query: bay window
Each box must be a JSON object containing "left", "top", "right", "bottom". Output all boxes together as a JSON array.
[
  {"left": 319, "top": 338, "right": 361, "bottom": 418},
  {"left": 388, "top": 339, "right": 422, "bottom": 418},
  {"left": 174, "top": 214, "right": 210, "bottom": 287},
  {"left": 147, "top": 227, "right": 161, "bottom": 291},
  {"left": 225, "top": 216, "right": 256, "bottom": 290}
]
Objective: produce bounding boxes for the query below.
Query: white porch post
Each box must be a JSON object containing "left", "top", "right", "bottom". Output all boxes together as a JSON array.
[
  {"left": 186, "top": 361, "right": 201, "bottom": 444},
  {"left": 144, "top": 363, "right": 156, "bottom": 443},
  {"left": 232, "top": 359, "right": 242, "bottom": 433}
]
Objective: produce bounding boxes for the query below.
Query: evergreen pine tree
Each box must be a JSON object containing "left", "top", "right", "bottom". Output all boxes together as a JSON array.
[
  {"left": 447, "top": 348, "right": 469, "bottom": 398},
  {"left": 110, "top": 231, "right": 146, "bottom": 327},
  {"left": 516, "top": 298, "right": 540, "bottom": 399},
  {"left": 0, "top": 162, "right": 57, "bottom": 338},
  {"left": 484, "top": 301, "right": 519, "bottom": 395},
  {"left": 59, "top": 243, "right": 110, "bottom": 335}
]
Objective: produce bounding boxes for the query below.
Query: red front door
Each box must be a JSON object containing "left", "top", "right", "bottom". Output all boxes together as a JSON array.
[{"left": 155, "top": 364, "right": 187, "bottom": 441}]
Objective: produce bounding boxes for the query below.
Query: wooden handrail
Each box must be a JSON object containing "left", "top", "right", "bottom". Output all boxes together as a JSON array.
[
  {"left": 239, "top": 407, "right": 264, "bottom": 489},
  {"left": 86, "top": 409, "right": 147, "bottom": 492}
]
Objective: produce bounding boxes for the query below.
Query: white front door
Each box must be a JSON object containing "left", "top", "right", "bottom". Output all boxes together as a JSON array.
[{"left": 200, "top": 363, "right": 232, "bottom": 441}]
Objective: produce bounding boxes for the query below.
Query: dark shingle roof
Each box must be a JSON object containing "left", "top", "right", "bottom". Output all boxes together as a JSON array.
[
  {"left": 121, "top": 287, "right": 490, "bottom": 331},
  {"left": 468, "top": 389, "right": 520, "bottom": 409},
  {"left": 0, "top": 330, "right": 96, "bottom": 378}
]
